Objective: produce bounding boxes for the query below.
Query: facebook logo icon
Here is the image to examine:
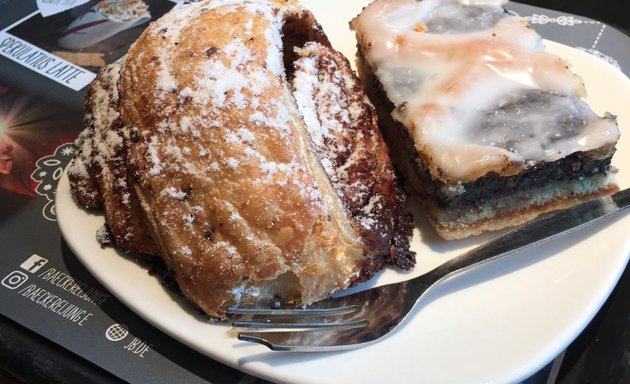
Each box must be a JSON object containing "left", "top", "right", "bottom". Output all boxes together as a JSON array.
[{"left": 20, "top": 254, "right": 48, "bottom": 273}]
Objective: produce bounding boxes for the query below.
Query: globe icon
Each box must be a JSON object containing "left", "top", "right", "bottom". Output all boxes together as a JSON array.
[{"left": 105, "top": 323, "right": 129, "bottom": 342}]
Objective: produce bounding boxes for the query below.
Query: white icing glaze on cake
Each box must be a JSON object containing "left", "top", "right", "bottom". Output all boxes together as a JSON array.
[{"left": 351, "top": 0, "right": 620, "bottom": 183}]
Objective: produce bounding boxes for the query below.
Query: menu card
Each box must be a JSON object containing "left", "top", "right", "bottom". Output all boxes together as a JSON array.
[{"left": 1, "top": 1, "right": 629, "bottom": 383}]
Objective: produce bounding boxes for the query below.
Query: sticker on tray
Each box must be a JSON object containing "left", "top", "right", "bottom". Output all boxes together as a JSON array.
[
  {"left": 32, "top": 143, "right": 76, "bottom": 221},
  {"left": 2, "top": 259, "right": 114, "bottom": 327},
  {"left": 20, "top": 255, "right": 49, "bottom": 274},
  {"left": 58, "top": 0, "right": 151, "bottom": 50},
  {"left": 0, "top": 31, "right": 95, "bottom": 90},
  {"left": 36, "top": 0, "right": 91, "bottom": 17},
  {"left": 2, "top": 271, "right": 29, "bottom": 290},
  {"left": 0, "top": 85, "right": 81, "bottom": 201},
  {"left": 104, "top": 323, "right": 152, "bottom": 357},
  {"left": 0, "top": 1, "right": 177, "bottom": 91}
]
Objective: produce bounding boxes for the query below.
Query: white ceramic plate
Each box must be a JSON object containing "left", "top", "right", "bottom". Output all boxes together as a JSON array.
[{"left": 56, "top": 1, "right": 630, "bottom": 383}]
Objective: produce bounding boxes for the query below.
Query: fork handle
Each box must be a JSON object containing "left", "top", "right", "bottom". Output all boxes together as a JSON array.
[{"left": 419, "top": 188, "right": 630, "bottom": 287}]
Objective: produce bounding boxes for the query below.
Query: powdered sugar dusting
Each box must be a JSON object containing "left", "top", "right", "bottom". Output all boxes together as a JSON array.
[
  {"left": 226, "top": 157, "right": 239, "bottom": 170},
  {"left": 69, "top": 62, "right": 123, "bottom": 202},
  {"left": 147, "top": 135, "right": 163, "bottom": 176},
  {"left": 264, "top": 16, "right": 284, "bottom": 75},
  {"left": 292, "top": 54, "right": 322, "bottom": 143},
  {"left": 293, "top": 44, "right": 352, "bottom": 148},
  {"left": 148, "top": 3, "right": 200, "bottom": 94},
  {"left": 232, "top": 284, "right": 260, "bottom": 303},
  {"left": 162, "top": 186, "right": 188, "bottom": 200},
  {"left": 238, "top": 127, "right": 254, "bottom": 142},
  {"left": 67, "top": 0, "right": 416, "bottom": 319},
  {"left": 291, "top": 42, "right": 390, "bottom": 233},
  {"left": 360, "top": 195, "right": 382, "bottom": 230}
]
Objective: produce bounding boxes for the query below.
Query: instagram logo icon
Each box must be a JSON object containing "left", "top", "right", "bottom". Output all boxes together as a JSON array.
[{"left": 2, "top": 271, "right": 28, "bottom": 290}]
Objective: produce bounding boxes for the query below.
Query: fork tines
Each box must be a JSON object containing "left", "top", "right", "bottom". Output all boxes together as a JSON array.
[{"left": 227, "top": 303, "right": 368, "bottom": 329}]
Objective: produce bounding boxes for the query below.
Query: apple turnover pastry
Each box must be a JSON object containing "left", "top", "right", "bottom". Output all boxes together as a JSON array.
[
  {"left": 68, "top": 0, "right": 415, "bottom": 318},
  {"left": 352, "top": 0, "right": 620, "bottom": 239}
]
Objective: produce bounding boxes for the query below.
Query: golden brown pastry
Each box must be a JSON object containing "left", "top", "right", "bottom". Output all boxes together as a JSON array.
[
  {"left": 352, "top": 0, "right": 620, "bottom": 239},
  {"left": 68, "top": 0, "right": 414, "bottom": 318},
  {"left": 69, "top": 62, "right": 157, "bottom": 256}
]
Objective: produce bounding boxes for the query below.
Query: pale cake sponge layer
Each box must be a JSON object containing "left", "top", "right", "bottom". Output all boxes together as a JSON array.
[{"left": 430, "top": 174, "right": 619, "bottom": 240}]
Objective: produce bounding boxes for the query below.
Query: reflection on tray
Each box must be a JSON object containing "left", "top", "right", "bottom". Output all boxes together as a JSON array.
[{"left": 7, "top": 0, "right": 175, "bottom": 71}]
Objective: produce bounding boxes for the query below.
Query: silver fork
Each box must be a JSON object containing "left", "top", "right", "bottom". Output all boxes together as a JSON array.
[{"left": 228, "top": 188, "right": 630, "bottom": 351}]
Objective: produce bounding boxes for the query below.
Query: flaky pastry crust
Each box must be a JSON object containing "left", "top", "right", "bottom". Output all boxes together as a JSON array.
[{"left": 69, "top": 0, "right": 414, "bottom": 318}]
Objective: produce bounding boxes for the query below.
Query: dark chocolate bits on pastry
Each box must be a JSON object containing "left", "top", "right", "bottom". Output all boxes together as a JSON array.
[{"left": 68, "top": 0, "right": 415, "bottom": 318}]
